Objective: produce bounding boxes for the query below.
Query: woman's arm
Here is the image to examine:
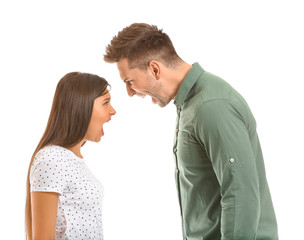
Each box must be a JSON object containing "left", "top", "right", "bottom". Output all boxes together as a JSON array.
[{"left": 31, "top": 192, "right": 59, "bottom": 240}]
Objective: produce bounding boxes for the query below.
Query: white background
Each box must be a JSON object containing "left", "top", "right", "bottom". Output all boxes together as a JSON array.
[{"left": 1, "top": 0, "right": 303, "bottom": 239}]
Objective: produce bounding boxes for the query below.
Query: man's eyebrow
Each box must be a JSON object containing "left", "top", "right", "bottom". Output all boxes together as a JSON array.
[{"left": 103, "top": 97, "right": 111, "bottom": 101}]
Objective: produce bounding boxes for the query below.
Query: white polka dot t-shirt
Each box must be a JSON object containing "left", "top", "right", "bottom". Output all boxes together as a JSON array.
[{"left": 30, "top": 145, "right": 104, "bottom": 239}]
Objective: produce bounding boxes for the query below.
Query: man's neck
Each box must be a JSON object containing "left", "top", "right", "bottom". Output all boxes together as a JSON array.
[{"left": 167, "top": 61, "right": 192, "bottom": 100}]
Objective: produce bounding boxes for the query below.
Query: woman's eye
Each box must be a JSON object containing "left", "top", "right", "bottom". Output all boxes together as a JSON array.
[{"left": 103, "top": 101, "right": 109, "bottom": 105}]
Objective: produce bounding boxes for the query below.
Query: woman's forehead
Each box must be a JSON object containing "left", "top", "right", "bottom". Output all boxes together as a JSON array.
[{"left": 96, "top": 91, "right": 111, "bottom": 101}]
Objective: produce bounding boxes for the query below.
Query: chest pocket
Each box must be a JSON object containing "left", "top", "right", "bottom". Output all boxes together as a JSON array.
[
  {"left": 177, "top": 130, "right": 211, "bottom": 170},
  {"left": 176, "top": 131, "right": 192, "bottom": 166}
]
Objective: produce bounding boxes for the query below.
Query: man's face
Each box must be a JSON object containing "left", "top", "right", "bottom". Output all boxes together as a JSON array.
[{"left": 117, "top": 58, "right": 170, "bottom": 107}]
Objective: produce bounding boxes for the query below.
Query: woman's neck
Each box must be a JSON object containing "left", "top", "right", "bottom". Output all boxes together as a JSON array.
[{"left": 67, "top": 141, "right": 85, "bottom": 159}]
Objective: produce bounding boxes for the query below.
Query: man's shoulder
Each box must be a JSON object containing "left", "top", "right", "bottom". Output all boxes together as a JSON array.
[
  {"left": 196, "top": 71, "right": 233, "bottom": 103},
  {"left": 193, "top": 70, "right": 250, "bottom": 109}
]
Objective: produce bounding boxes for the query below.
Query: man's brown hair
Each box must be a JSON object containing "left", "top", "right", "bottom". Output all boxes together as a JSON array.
[{"left": 104, "top": 23, "right": 181, "bottom": 70}]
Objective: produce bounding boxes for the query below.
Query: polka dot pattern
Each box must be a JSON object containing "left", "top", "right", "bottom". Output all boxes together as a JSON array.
[{"left": 30, "top": 145, "right": 104, "bottom": 239}]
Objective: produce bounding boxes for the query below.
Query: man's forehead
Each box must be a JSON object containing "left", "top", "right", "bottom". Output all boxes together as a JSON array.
[
  {"left": 117, "top": 59, "right": 129, "bottom": 78},
  {"left": 117, "top": 58, "right": 130, "bottom": 71},
  {"left": 118, "top": 59, "right": 139, "bottom": 82}
]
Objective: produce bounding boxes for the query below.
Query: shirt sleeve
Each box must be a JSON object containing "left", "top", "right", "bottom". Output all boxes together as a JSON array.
[
  {"left": 30, "top": 147, "right": 67, "bottom": 195},
  {"left": 194, "top": 99, "right": 260, "bottom": 239}
]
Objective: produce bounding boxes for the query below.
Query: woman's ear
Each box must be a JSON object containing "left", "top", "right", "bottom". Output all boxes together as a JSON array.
[{"left": 148, "top": 61, "right": 161, "bottom": 80}]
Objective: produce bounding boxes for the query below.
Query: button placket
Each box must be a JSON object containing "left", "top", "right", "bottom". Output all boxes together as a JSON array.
[
  {"left": 174, "top": 107, "right": 181, "bottom": 155},
  {"left": 174, "top": 107, "right": 183, "bottom": 218},
  {"left": 174, "top": 107, "right": 181, "bottom": 163}
]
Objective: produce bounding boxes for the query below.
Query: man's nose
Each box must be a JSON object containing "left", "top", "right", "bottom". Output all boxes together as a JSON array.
[{"left": 126, "top": 84, "right": 136, "bottom": 97}]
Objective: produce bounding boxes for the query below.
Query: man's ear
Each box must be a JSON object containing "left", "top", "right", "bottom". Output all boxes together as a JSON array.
[{"left": 148, "top": 61, "right": 161, "bottom": 80}]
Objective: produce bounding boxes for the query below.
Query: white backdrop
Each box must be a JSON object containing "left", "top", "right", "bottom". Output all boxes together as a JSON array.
[{"left": 1, "top": 0, "right": 303, "bottom": 239}]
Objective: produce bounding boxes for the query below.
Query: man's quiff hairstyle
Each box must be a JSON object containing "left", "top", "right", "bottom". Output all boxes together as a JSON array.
[{"left": 104, "top": 23, "right": 181, "bottom": 70}]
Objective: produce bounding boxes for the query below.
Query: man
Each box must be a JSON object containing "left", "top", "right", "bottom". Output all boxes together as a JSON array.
[{"left": 104, "top": 23, "right": 278, "bottom": 240}]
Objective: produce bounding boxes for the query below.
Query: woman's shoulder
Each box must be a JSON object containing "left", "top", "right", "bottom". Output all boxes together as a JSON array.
[
  {"left": 34, "top": 145, "right": 67, "bottom": 163},
  {"left": 34, "top": 145, "right": 82, "bottom": 164}
]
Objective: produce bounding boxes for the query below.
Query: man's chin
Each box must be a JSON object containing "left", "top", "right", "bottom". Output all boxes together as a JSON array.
[
  {"left": 158, "top": 102, "right": 168, "bottom": 108},
  {"left": 150, "top": 96, "right": 169, "bottom": 108},
  {"left": 154, "top": 99, "right": 168, "bottom": 108}
]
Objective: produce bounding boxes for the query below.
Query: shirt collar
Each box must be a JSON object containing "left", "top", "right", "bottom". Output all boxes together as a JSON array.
[{"left": 174, "top": 62, "right": 204, "bottom": 108}]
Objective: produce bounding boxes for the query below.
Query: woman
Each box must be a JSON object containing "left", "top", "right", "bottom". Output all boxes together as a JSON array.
[{"left": 25, "top": 72, "right": 116, "bottom": 240}]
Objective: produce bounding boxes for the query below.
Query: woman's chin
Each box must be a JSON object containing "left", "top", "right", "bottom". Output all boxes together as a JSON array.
[{"left": 87, "top": 135, "right": 102, "bottom": 143}]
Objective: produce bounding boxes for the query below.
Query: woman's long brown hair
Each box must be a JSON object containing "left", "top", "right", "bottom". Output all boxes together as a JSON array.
[{"left": 25, "top": 72, "right": 110, "bottom": 239}]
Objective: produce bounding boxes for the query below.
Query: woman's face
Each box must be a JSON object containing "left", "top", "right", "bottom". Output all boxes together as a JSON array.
[{"left": 85, "top": 91, "right": 116, "bottom": 142}]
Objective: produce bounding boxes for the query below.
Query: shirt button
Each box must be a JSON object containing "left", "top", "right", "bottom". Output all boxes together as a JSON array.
[
  {"left": 175, "top": 168, "right": 179, "bottom": 173},
  {"left": 173, "top": 148, "right": 177, "bottom": 153},
  {"left": 176, "top": 128, "right": 179, "bottom": 133},
  {"left": 229, "top": 158, "right": 235, "bottom": 163},
  {"left": 177, "top": 109, "right": 181, "bottom": 114}
]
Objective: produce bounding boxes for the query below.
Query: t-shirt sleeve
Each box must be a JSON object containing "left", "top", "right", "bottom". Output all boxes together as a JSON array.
[{"left": 30, "top": 147, "right": 68, "bottom": 195}]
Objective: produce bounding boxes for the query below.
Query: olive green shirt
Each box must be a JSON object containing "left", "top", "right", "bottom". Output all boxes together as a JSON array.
[{"left": 173, "top": 63, "right": 278, "bottom": 240}]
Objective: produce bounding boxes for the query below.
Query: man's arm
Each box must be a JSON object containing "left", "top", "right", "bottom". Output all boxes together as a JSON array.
[{"left": 195, "top": 99, "right": 260, "bottom": 239}]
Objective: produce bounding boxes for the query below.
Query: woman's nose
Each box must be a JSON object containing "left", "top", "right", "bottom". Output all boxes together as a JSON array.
[{"left": 110, "top": 105, "right": 116, "bottom": 116}]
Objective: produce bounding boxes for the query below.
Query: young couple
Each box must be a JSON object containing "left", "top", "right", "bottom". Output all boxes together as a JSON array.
[{"left": 25, "top": 23, "right": 278, "bottom": 240}]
